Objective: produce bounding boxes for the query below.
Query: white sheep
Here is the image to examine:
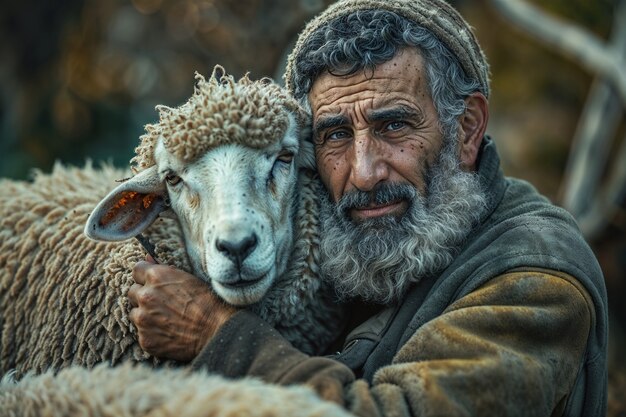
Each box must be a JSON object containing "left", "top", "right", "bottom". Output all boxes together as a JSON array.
[{"left": 0, "top": 66, "right": 343, "bottom": 378}]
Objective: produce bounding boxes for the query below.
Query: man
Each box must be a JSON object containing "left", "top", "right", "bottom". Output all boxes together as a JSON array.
[{"left": 128, "top": 0, "right": 608, "bottom": 415}]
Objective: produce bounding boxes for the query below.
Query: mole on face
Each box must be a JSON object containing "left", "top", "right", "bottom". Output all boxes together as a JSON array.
[{"left": 310, "top": 48, "right": 443, "bottom": 200}]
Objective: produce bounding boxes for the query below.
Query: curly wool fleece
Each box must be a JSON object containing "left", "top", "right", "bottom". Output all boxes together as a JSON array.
[
  {"left": 0, "top": 362, "right": 351, "bottom": 417},
  {"left": 132, "top": 65, "right": 310, "bottom": 172},
  {"left": 0, "top": 69, "right": 340, "bottom": 378},
  {"left": 0, "top": 163, "right": 189, "bottom": 376},
  {"left": 0, "top": 163, "right": 337, "bottom": 378}
]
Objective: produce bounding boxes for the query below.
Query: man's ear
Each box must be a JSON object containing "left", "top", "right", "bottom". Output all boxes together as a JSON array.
[
  {"left": 458, "top": 92, "right": 489, "bottom": 171},
  {"left": 84, "top": 166, "right": 168, "bottom": 242}
]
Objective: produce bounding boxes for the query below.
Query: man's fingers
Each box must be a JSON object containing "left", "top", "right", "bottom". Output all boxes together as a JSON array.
[
  {"left": 129, "top": 305, "right": 150, "bottom": 327},
  {"left": 132, "top": 260, "right": 155, "bottom": 285},
  {"left": 128, "top": 283, "right": 142, "bottom": 307},
  {"left": 128, "top": 306, "right": 140, "bottom": 326}
]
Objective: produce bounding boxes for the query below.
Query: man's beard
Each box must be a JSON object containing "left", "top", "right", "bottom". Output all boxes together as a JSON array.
[{"left": 319, "top": 138, "right": 488, "bottom": 305}]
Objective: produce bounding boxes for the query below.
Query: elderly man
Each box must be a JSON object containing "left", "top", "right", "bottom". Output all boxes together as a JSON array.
[{"left": 128, "top": 0, "right": 608, "bottom": 415}]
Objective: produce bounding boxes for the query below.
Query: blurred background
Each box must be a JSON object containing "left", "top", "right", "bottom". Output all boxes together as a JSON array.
[{"left": 1, "top": 0, "right": 625, "bottom": 411}]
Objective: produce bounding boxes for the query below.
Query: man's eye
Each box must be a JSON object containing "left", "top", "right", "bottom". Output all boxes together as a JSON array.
[
  {"left": 384, "top": 121, "right": 406, "bottom": 131},
  {"left": 327, "top": 130, "right": 351, "bottom": 141}
]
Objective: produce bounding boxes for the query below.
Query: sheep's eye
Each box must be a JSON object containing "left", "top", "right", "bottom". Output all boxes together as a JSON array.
[
  {"left": 268, "top": 151, "right": 294, "bottom": 184},
  {"left": 165, "top": 174, "right": 182, "bottom": 186},
  {"left": 277, "top": 152, "right": 294, "bottom": 164}
]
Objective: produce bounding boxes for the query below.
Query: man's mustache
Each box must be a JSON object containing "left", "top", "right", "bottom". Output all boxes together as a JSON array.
[{"left": 335, "top": 183, "right": 417, "bottom": 214}]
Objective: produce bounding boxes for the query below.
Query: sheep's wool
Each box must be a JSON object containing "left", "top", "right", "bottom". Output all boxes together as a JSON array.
[
  {"left": 132, "top": 66, "right": 309, "bottom": 172},
  {"left": 0, "top": 163, "right": 189, "bottom": 375},
  {"left": 0, "top": 162, "right": 339, "bottom": 377},
  {"left": 0, "top": 69, "right": 342, "bottom": 392},
  {"left": 0, "top": 362, "right": 352, "bottom": 417}
]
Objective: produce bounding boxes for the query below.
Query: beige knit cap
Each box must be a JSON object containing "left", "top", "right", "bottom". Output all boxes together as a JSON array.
[{"left": 285, "top": 0, "right": 490, "bottom": 97}]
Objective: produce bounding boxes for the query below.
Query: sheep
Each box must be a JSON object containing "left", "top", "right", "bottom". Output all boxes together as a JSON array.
[
  {"left": 0, "top": 362, "right": 352, "bottom": 417},
  {"left": 0, "top": 66, "right": 343, "bottom": 378}
]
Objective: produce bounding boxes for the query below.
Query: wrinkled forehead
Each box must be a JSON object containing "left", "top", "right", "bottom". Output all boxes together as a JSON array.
[{"left": 309, "top": 49, "right": 427, "bottom": 114}]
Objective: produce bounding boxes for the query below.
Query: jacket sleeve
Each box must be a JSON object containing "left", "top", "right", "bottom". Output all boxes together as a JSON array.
[{"left": 191, "top": 270, "right": 593, "bottom": 417}]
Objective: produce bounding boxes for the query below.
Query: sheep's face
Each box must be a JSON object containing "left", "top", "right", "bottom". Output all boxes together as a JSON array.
[
  {"left": 153, "top": 114, "right": 303, "bottom": 306},
  {"left": 85, "top": 68, "right": 314, "bottom": 307}
]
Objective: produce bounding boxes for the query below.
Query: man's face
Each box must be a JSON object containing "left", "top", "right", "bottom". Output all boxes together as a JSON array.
[
  {"left": 308, "top": 48, "right": 486, "bottom": 304},
  {"left": 309, "top": 48, "right": 443, "bottom": 222}
]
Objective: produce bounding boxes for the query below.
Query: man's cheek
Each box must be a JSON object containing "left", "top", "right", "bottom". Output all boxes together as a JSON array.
[{"left": 316, "top": 158, "right": 343, "bottom": 202}]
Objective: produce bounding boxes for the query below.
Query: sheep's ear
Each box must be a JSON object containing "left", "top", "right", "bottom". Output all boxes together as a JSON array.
[{"left": 85, "top": 166, "right": 168, "bottom": 241}]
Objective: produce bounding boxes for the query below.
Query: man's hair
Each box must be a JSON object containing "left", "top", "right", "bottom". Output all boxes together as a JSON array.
[{"left": 289, "top": 10, "right": 483, "bottom": 140}]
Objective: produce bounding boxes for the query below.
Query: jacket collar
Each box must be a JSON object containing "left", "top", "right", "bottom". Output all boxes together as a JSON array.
[{"left": 476, "top": 136, "right": 507, "bottom": 224}]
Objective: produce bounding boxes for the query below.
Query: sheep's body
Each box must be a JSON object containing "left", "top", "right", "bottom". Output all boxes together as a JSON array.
[
  {"left": 0, "top": 163, "right": 165, "bottom": 375},
  {"left": 0, "top": 68, "right": 344, "bottom": 379},
  {"left": 0, "top": 161, "right": 340, "bottom": 378},
  {"left": 0, "top": 362, "right": 351, "bottom": 417}
]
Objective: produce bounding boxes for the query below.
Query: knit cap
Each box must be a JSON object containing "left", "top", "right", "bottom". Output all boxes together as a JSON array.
[{"left": 284, "top": 0, "right": 490, "bottom": 98}]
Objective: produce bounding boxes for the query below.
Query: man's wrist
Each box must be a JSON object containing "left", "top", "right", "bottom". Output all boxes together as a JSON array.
[
  {"left": 194, "top": 300, "right": 238, "bottom": 357},
  {"left": 191, "top": 310, "right": 310, "bottom": 381}
]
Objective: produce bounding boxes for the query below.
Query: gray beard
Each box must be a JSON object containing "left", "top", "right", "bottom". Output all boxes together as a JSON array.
[{"left": 319, "top": 139, "right": 488, "bottom": 305}]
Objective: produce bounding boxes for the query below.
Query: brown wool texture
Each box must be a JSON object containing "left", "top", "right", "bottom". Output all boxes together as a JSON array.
[
  {"left": 284, "top": 0, "right": 490, "bottom": 98},
  {"left": 131, "top": 65, "right": 310, "bottom": 172},
  {"left": 0, "top": 362, "right": 352, "bottom": 417}
]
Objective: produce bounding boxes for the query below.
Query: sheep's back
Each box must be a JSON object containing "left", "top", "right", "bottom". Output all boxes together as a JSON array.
[
  {"left": 0, "top": 362, "right": 351, "bottom": 417},
  {"left": 0, "top": 163, "right": 189, "bottom": 377}
]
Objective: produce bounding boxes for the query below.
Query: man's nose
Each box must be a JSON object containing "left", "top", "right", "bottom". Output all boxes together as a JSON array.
[{"left": 347, "top": 133, "right": 389, "bottom": 192}]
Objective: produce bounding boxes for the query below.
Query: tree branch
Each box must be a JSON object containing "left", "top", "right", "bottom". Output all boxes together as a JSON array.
[
  {"left": 579, "top": 132, "right": 626, "bottom": 239},
  {"left": 488, "top": 0, "right": 626, "bottom": 104},
  {"left": 559, "top": 0, "right": 626, "bottom": 220}
]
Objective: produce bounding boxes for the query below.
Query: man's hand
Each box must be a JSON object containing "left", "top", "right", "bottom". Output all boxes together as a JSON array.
[{"left": 128, "top": 256, "right": 238, "bottom": 362}]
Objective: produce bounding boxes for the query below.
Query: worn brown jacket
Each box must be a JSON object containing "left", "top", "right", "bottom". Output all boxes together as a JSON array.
[{"left": 192, "top": 138, "right": 607, "bottom": 417}]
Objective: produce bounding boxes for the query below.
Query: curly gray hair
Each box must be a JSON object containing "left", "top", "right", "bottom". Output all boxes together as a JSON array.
[{"left": 286, "top": 7, "right": 487, "bottom": 141}]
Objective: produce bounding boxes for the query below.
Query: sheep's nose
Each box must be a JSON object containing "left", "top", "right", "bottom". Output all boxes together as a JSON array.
[{"left": 216, "top": 233, "right": 258, "bottom": 265}]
